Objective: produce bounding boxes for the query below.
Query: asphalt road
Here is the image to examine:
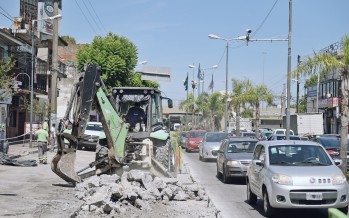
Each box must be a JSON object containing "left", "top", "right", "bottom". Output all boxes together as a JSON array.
[{"left": 181, "top": 150, "right": 330, "bottom": 218}]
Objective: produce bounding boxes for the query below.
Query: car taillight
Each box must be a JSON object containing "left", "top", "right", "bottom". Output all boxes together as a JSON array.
[{"left": 327, "top": 149, "right": 339, "bottom": 156}]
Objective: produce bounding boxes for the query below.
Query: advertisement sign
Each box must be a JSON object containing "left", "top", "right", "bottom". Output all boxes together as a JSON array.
[
  {"left": 24, "top": 122, "right": 40, "bottom": 134},
  {"left": 38, "top": 0, "right": 62, "bottom": 35}
]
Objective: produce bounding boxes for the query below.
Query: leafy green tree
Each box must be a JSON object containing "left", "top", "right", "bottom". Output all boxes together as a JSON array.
[
  {"left": 195, "top": 92, "right": 210, "bottom": 129},
  {"left": 207, "top": 92, "right": 224, "bottom": 131},
  {"left": 179, "top": 93, "right": 195, "bottom": 126},
  {"left": 230, "top": 79, "right": 252, "bottom": 136},
  {"left": 293, "top": 36, "right": 349, "bottom": 173},
  {"left": 0, "top": 57, "right": 15, "bottom": 90},
  {"left": 61, "top": 35, "right": 76, "bottom": 45},
  {"left": 245, "top": 84, "right": 274, "bottom": 138},
  {"left": 298, "top": 96, "right": 307, "bottom": 113},
  {"left": 240, "top": 107, "right": 254, "bottom": 118},
  {"left": 77, "top": 33, "right": 139, "bottom": 88}
]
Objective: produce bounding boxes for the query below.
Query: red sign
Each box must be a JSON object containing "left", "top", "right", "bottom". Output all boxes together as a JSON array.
[{"left": 318, "top": 97, "right": 341, "bottom": 108}]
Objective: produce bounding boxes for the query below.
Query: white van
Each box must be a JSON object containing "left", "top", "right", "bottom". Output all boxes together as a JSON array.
[{"left": 272, "top": 128, "right": 294, "bottom": 135}]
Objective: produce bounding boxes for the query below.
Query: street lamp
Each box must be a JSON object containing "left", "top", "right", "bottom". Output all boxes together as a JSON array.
[
  {"left": 31, "top": 14, "right": 62, "bottom": 148},
  {"left": 13, "top": 73, "right": 32, "bottom": 144},
  {"left": 208, "top": 34, "right": 244, "bottom": 132}
]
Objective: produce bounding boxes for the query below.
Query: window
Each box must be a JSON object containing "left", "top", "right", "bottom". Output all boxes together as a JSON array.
[{"left": 9, "top": 111, "right": 17, "bottom": 127}]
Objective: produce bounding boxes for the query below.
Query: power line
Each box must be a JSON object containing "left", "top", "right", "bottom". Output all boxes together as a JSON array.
[
  {"left": 0, "top": 6, "right": 14, "bottom": 20},
  {"left": 74, "top": 0, "right": 98, "bottom": 35},
  {"left": 0, "top": 10, "right": 14, "bottom": 22},
  {"left": 251, "top": 0, "right": 279, "bottom": 38},
  {"left": 87, "top": 0, "right": 108, "bottom": 33},
  {"left": 80, "top": 0, "right": 104, "bottom": 35}
]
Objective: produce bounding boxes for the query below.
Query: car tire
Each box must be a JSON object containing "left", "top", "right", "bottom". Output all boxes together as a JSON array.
[
  {"left": 339, "top": 206, "right": 348, "bottom": 215},
  {"left": 222, "top": 165, "right": 229, "bottom": 184},
  {"left": 263, "top": 190, "right": 275, "bottom": 217},
  {"left": 199, "top": 153, "right": 202, "bottom": 161},
  {"left": 246, "top": 180, "right": 257, "bottom": 205},
  {"left": 216, "top": 164, "right": 221, "bottom": 178},
  {"left": 186, "top": 147, "right": 190, "bottom": 153}
]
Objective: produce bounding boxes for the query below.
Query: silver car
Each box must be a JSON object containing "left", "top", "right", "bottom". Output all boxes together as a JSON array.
[
  {"left": 215, "top": 137, "right": 258, "bottom": 183},
  {"left": 247, "top": 140, "right": 349, "bottom": 217},
  {"left": 199, "top": 132, "right": 229, "bottom": 161}
]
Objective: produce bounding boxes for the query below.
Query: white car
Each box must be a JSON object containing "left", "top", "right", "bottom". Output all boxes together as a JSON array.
[
  {"left": 78, "top": 122, "right": 106, "bottom": 150},
  {"left": 273, "top": 128, "right": 295, "bottom": 135},
  {"left": 246, "top": 140, "right": 348, "bottom": 217}
]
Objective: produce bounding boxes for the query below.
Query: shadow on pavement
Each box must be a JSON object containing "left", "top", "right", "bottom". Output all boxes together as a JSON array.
[{"left": 245, "top": 199, "right": 329, "bottom": 218}]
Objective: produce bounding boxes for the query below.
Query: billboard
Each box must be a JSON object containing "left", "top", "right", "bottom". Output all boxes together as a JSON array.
[{"left": 38, "top": 0, "right": 62, "bottom": 35}]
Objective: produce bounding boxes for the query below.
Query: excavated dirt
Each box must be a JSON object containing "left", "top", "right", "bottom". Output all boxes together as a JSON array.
[{"left": 0, "top": 146, "right": 219, "bottom": 218}]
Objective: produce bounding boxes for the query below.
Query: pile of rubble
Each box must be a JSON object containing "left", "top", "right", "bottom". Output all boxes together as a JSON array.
[{"left": 73, "top": 169, "right": 213, "bottom": 217}]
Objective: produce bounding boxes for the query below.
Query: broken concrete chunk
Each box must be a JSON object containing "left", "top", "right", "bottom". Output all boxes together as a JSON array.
[
  {"left": 152, "top": 177, "right": 167, "bottom": 190},
  {"left": 161, "top": 187, "right": 173, "bottom": 199},
  {"left": 99, "top": 174, "right": 120, "bottom": 185},
  {"left": 103, "top": 203, "right": 113, "bottom": 214},
  {"left": 173, "top": 191, "right": 189, "bottom": 201},
  {"left": 161, "top": 177, "right": 178, "bottom": 185},
  {"left": 134, "top": 199, "right": 151, "bottom": 211}
]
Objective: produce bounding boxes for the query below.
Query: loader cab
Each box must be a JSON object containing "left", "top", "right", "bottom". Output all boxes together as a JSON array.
[{"left": 112, "top": 87, "right": 171, "bottom": 135}]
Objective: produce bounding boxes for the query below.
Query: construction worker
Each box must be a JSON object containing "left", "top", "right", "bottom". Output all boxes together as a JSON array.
[
  {"left": 63, "top": 123, "right": 72, "bottom": 148},
  {"left": 42, "top": 118, "right": 49, "bottom": 133},
  {"left": 35, "top": 124, "right": 50, "bottom": 164}
]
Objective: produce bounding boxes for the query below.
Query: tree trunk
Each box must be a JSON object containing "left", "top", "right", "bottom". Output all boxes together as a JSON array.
[
  {"left": 255, "top": 102, "right": 260, "bottom": 139},
  {"left": 339, "top": 72, "right": 348, "bottom": 173},
  {"left": 236, "top": 104, "right": 241, "bottom": 136}
]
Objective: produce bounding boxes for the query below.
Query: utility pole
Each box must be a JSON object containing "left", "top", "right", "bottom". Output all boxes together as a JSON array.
[
  {"left": 296, "top": 55, "right": 300, "bottom": 113},
  {"left": 285, "top": 0, "right": 292, "bottom": 140},
  {"left": 50, "top": 0, "right": 59, "bottom": 126}
]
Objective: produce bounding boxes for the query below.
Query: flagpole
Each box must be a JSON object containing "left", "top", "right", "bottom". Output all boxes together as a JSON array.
[{"left": 186, "top": 72, "right": 189, "bottom": 100}]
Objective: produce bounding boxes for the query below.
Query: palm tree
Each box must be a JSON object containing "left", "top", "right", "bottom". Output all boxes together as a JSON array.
[
  {"left": 231, "top": 79, "right": 253, "bottom": 136},
  {"left": 179, "top": 93, "right": 195, "bottom": 127},
  {"left": 207, "top": 92, "right": 224, "bottom": 131},
  {"left": 195, "top": 92, "right": 210, "bottom": 129},
  {"left": 246, "top": 84, "right": 274, "bottom": 138},
  {"left": 293, "top": 36, "right": 349, "bottom": 173}
]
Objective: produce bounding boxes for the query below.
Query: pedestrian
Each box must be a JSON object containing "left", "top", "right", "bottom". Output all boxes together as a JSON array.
[
  {"left": 42, "top": 118, "right": 49, "bottom": 133},
  {"left": 50, "top": 124, "right": 56, "bottom": 152},
  {"left": 63, "top": 123, "right": 72, "bottom": 149},
  {"left": 58, "top": 118, "right": 65, "bottom": 133},
  {"left": 35, "top": 124, "right": 50, "bottom": 164}
]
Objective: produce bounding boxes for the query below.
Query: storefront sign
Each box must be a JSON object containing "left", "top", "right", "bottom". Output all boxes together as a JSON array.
[{"left": 318, "top": 97, "right": 341, "bottom": 108}]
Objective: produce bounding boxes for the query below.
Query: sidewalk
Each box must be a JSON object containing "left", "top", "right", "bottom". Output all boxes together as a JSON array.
[{"left": 7, "top": 142, "right": 39, "bottom": 157}]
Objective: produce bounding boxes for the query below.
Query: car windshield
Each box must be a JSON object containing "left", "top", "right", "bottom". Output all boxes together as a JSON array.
[
  {"left": 180, "top": 132, "right": 187, "bottom": 137},
  {"left": 269, "top": 145, "right": 332, "bottom": 166},
  {"left": 190, "top": 131, "right": 206, "bottom": 138},
  {"left": 227, "top": 141, "right": 257, "bottom": 153},
  {"left": 242, "top": 132, "right": 255, "bottom": 137},
  {"left": 318, "top": 137, "right": 340, "bottom": 149},
  {"left": 206, "top": 133, "right": 229, "bottom": 142},
  {"left": 86, "top": 124, "right": 103, "bottom": 131}
]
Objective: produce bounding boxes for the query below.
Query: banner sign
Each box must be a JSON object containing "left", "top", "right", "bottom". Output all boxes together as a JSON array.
[{"left": 38, "top": 0, "right": 62, "bottom": 35}]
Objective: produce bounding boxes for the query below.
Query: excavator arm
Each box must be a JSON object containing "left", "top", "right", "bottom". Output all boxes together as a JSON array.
[{"left": 51, "top": 64, "right": 128, "bottom": 184}]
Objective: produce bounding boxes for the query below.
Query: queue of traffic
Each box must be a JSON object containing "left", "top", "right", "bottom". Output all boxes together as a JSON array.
[{"left": 177, "top": 128, "right": 349, "bottom": 217}]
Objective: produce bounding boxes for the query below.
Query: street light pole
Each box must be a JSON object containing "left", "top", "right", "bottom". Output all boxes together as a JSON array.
[
  {"left": 31, "top": 14, "right": 62, "bottom": 148},
  {"left": 285, "top": 0, "right": 292, "bottom": 140}
]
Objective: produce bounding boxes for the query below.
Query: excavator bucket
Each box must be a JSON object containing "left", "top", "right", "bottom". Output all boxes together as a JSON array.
[{"left": 51, "top": 132, "right": 81, "bottom": 184}]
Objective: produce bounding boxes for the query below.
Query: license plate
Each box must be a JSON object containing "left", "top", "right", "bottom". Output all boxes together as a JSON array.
[
  {"left": 306, "top": 192, "right": 322, "bottom": 200},
  {"left": 88, "top": 139, "right": 95, "bottom": 142}
]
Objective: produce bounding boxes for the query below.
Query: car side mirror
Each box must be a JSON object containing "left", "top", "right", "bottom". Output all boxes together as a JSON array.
[
  {"left": 255, "top": 160, "right": 264, "bottom": 166},
  {"left": 334, "top": 159, "right": 342, "bottom": 166}
]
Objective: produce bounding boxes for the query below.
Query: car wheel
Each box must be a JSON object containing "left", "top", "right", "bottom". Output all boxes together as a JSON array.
[
  {"left": 186, "top": 147, "right": 190, "bottom": 153},
  {"left": 222, "top": 165, "right": 229, "bottom": 184},
  {"left": 339, "top": 206, "right": 348, "bottom": 214},
  {"left": 216, "top": 163, "right": 221, "bottom": 178},
  {"left": 263, "top": 190, "right": 275, "bottom": 217},
  {"left": 246, "top": 180, "right": 257, "bottom": 205},
  {"left": 199, "top": 153, "right": 202, "bottom": 161}
]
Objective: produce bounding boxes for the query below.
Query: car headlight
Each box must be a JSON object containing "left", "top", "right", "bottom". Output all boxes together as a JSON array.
[
  {"left": 226, "top": 161, "right": 240, "bottom": 167},
  {"left": 332, "top": 174, "right": 346, "bottom": 185},
  {"left": 272, "top": 174, "right": 293, "bottom": 185}
]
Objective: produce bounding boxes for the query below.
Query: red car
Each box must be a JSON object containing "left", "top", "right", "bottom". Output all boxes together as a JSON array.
[{"left": 185, "top": 130, "right": 207, "bottom": 152}]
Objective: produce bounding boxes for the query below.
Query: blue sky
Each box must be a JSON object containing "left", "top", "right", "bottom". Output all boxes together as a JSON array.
[{"left": 1, "top": 0, "right": 349, "bottom": 106}]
